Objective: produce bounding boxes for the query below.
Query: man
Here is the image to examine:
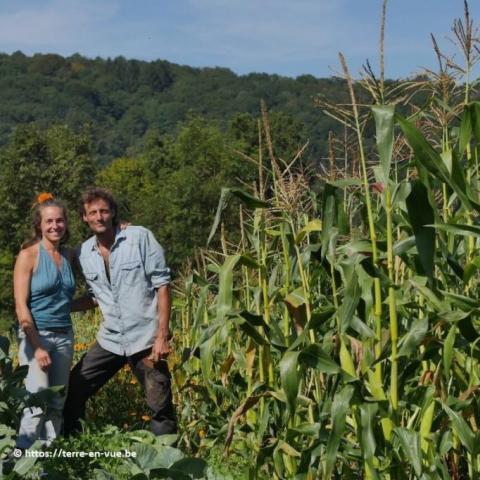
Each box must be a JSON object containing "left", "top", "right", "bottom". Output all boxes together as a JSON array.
[{"left": 63, "top": 187, "right": 176, "bottom": 436}]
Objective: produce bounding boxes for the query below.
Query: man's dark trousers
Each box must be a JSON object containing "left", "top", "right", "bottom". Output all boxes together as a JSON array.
[{"left": 63, "top": 341, "right": 177, "bottom": 435}]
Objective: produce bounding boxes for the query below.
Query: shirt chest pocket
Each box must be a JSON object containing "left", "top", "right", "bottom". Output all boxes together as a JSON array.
[
  {"left": 84, "top": 272, "right": 98, "bottom": 282},
  {"left": 118, "top": 260, "right": 144, "bottom": 286}
]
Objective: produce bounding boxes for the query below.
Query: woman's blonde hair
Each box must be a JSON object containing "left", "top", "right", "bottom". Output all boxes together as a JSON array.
[{"left": 21, "top": 193, "right": 70, "bottom": 249}]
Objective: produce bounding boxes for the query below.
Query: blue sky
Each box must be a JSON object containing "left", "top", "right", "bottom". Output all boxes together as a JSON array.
[{"left": 0, "top": 0, "right": 478, "bottom": 79}]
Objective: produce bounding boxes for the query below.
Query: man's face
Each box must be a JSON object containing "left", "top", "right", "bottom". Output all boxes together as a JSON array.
[{"left": 83, "top": 198, "right": 114, "bottom": 234}]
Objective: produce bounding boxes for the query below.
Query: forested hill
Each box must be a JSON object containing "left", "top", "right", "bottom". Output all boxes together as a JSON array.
[{"left": 0, "top": 51, "right": 353, "bottom": 163}]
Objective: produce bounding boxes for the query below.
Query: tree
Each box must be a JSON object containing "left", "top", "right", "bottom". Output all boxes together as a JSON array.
[{"left": 0, "top": 124, "right": 96, "bottom": 327}]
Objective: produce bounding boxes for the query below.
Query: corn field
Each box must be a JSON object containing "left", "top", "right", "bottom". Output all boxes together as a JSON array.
[{"left": 169, "top": 4, "right": 480, "bottom": 479}]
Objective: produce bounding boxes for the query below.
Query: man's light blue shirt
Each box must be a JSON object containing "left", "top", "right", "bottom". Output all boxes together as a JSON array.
[{"left": 77, "top": 226, "right": 171, "bottom": 356}]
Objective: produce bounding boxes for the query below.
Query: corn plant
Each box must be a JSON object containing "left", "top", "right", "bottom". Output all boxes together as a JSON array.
[{"left": 170, "top": 4, "right": 480, "bottom": 479}]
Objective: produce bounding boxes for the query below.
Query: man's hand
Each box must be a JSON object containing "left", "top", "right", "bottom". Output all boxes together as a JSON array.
[
  {"left": 34, "top": 347, "right": 52, "bottom": 371},
  {"left": 149, "top": 335, "right": 171, "bottom": 363}
]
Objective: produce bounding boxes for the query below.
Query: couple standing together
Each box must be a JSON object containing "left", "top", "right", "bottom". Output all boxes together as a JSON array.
[{"left": 14, "top": 187, "right": 177, "bottom": 449}]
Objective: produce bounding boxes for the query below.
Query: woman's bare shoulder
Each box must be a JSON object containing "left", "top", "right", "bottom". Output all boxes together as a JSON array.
[{"left": 16, "top": 244, "right": 39, "bottom": 266}]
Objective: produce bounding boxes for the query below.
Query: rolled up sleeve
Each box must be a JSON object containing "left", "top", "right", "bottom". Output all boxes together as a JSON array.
[{"left": 142, "top": 229, "right": 171, "bottom": 287}]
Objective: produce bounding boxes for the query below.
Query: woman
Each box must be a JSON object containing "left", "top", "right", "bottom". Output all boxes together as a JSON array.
[{"left": 14, "top": 192, "right": 76, "bottom": 449}]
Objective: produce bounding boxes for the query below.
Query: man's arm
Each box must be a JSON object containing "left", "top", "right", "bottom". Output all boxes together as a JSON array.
[
  {"left": 141, "top": 228, "right": 172, "bottom": 362},
  {"left": 150, "top": 284, "right": 171, "bottom": 362},
  {"left": 69, "top": 245, "right": 98, "bottom": 313},
  {"left": 71, "top": 295, "right": 97, "bottom": 312}
]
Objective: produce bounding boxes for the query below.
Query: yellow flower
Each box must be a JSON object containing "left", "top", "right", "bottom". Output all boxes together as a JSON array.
[
  {"left": 141, "top": 415, "right": 151, "bottom": 421},
  {"left": 130, "top": 378, "right": 138, "bottom": 385}
]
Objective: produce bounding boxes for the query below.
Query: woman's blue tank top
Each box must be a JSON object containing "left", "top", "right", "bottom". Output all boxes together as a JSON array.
[{"left": 29, "top": 243, "right": 76, "bottom": 329}]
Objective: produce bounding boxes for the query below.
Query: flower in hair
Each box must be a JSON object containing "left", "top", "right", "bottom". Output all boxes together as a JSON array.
[{"left": 37, "top": 192, "right": 54, "bottom": 204}]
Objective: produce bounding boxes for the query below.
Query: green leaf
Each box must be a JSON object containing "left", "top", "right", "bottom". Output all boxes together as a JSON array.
[
  {"left": 280, "top": 351, "right": 301, "bottom": 418},
  {"left": 337, "top": 269, "right": 360, "bottom": 334},
  {"left": 295, "top": 219, "right": 322, "bottom": 244},
  {"left": 443, "top": 403, "right": 476, "bottom": 453},
  {"left": 284, "top": 287, "right": 306, "bottom": 309},
  {"left": 410, "top": 280, "right": 444, "bottom": 311},
  {"left": 298, "top": 344, "right": 341, "bottom": 374},
  {"left": 208, "top": 187, "right": 269, "bottom": 244},
  {"left": 307, "top": 306, "right": 336, "bottom": 330},
  {"left": 350, "top": 315, "right": 375, "bottom": 338},
  {"left": 200, "top": 334, "right": 216, "bottom": 385},
  {"left": 398, "top": 316, "right": 428, "bottom": 357},
  {"left": 433, "top": 222, "right": 480, "bottom": 238},
  {"left": 324, "top": 385, "right": 355, "bottom": 478},
  {"left": 13, "top": 452, "right": 39, "bottom": 476},
  {"left": 216, "top": 255, "right": 241, "bottom": 321},
  {"left": 169, "top": 458, "right": 207, "bottom": 478},
  {"left": 406, "top": 180, "right": 435, "bottom": 277},
  {"left": 321, "top": 189, "right": 336, "bottom": 259},
  {"left": 394, "top": 428, "right": 422, "bottom": 477},
  {"left": 372, "top": 104, "right": 395, "bottom": 184},
  {"left": 442, "top": 291, "right": 480, "bottom": 311},
  {"left": 359, "top": 403, "right": 378, "bottom": 462},
  {"left": 398, "top": 114, "right": 480, "bottom": 212},
  {"left": 469, "top": 102, "right": 480, "bottom": 144},
  {"left": 393, "top": 236, "right": 416, "bottom": 256},
  {"left": 231, "top": 315, "right": 269, "bottom": 346},
  {"left": 458, "top": 104, "right": 472, "bottom": 156},
  {"left": 288, "top": 423, "right": 321, "bottom": 437},
  {"left": 443, "top": 326, "right": 456, "bottom": 374},
  {"left": 463, "top": 256, "right": 480, "bottom": 283}
]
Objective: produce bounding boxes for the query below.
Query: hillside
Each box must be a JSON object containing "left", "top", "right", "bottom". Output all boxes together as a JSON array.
[{"left": 0, "top": 51, "right": 355, "bottom": 163}]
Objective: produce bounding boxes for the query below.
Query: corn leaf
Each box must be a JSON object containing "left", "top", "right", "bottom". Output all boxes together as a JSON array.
[
  {"left": 398, "top": 316, "right": 428, "bottom": 357},
  {"left": 458, "top": 104, "right": 472, "bottom": 156},
  {"left": 298, "top": 344, "right": 341, "bottom": 374},
  {"left": 359, "top": 402, "right": 378, "bottom": 463},
  {"left": 372, "top": 104, "right": 395, "bottom": 184},
  {"left": 443, "top": 326, "right": 456, "bottom": 374},
  {"left": 295, "top": 219, "right": 322, "bottom": 244},
  {"left": 398, "top": 114, "right": 480, "bottom": 212},
  {"left": 433, "top": 222, "right": 480, "bottom": 238},
  {"left": 208, "top": 187, "right": 269, "bottom": 244},
  {"left": 443, "top": 403, "right": 476, "bottom": 454},
  {"left": 280, "top": 351, "right": 301, "bottom": 417},
  {"left": 216, "top": 255, "right": 240, "bottom": 321},
  {"left": 406, "top": 180, "right": 435, "bottom": 278},
  {"left": 324, "top": 385, "right": 355, "bottom": 478},
  {"left": 394, "top": 428, "right": 422, "bottom": 477}
]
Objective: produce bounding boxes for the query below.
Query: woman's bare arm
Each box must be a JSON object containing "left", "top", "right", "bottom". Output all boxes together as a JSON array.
[{"left": 13, "top": 248, "right": 52, "bottom": 370}]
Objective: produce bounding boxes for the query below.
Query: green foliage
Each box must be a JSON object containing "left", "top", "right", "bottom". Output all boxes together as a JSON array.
[
  {"left": 0, "top": 52, "right": 354, "bottom": 163},
  {"left": 0, "top": 123, "right": 95, "bottom": 252},
  {"left": 0, "top": 251, "right": 15, "bottom": 332},
  {"left": 0, "top": 335, "right": 66, "bottom": 478},
  {"left": 98, "top": 116, "right": 262, "bottom": 269},
  {"left": 4, "top": 426, "right": 207, "bottom": 479}
]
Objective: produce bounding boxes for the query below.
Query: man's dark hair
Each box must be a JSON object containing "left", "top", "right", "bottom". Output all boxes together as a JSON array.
[{"left": 80, "top": 187, "right": 119, "bottom": 226}]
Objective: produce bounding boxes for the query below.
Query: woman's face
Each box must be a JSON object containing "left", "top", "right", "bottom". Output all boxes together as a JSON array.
[{"left": 40, "top": 206, "right": 66, "bottom": 243}]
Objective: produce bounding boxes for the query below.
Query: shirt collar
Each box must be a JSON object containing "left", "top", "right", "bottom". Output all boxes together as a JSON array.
[{"left": 90, "top": 227, "right": 126, "bottom": 252}]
